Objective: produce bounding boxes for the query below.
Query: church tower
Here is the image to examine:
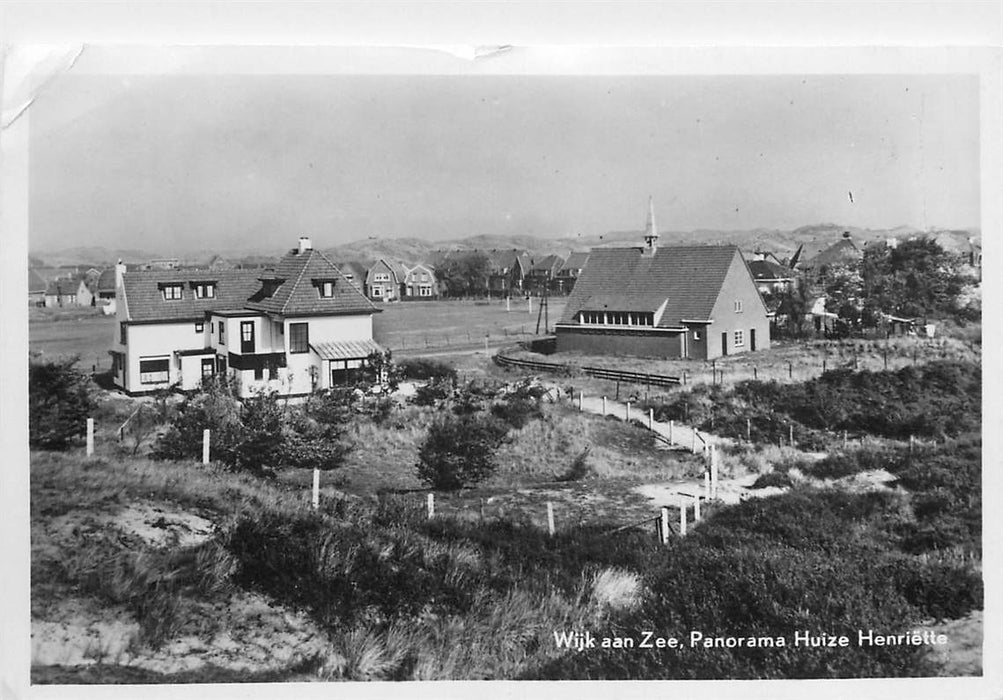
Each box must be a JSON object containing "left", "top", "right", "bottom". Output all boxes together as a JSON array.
[{"left": 643, "top": 196, "right": 659, "bottom": 254}]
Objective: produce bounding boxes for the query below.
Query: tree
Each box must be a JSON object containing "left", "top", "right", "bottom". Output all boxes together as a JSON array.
[
  {"left": 437, "top": 252, "right": 492, "bottom": 297},
  {"left": 415, "top": 414, "right": 509, "bottom": 490},
  {"left": 29, "top": 356, "right": 97, "bottom": 450}
]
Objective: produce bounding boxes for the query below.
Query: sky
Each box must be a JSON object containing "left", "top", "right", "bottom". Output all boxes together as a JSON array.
[{"left": 28, "top": 72, "right": 980, "bottom": 254}]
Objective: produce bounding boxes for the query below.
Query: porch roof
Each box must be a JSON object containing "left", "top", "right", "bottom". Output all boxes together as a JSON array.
[{"left": 310, "top": 339, "right": 384, "bottom": 361}]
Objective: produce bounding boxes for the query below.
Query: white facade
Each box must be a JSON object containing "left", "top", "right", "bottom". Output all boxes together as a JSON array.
[{"left": 112, "top": 320, "right": 207, "bottom": 393}]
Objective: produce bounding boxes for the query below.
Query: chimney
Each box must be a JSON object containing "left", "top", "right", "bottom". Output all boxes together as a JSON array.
[
  {"left": 115, "top": 259, "right": 127, "bottom": 290},
  {"left": 642, "top": 195, "right": 659, "bottom": 255},
  {"left": 298, "top": 236, "right": 313, "bottom": 253}
]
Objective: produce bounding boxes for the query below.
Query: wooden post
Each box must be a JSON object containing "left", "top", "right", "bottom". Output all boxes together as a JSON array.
[
  {"left": 615, "top": 381, "right": 620, "bottom": 401},
  {"left": 660, "top": 507, "right": 670, "bottom": 545},
  {"left": 602, "top": 396, "right": 607, "bottom": 415},
  {"left": 480, "top": 498, "right": 485, "bottom": 521},
  {"left": 678, "top": 495, "right": 687, "bottom": 537},
  {"left": 528, "top": 296, "right": 532, "bottom": 314},
  {"left": 843, "top": 430, "right": 848, "bottom": 449},
  {"left": 691, "top": 429, "right": 698, "bottom": 454},
  {"left": 669, "top": 420, "right": 674, "bottom": 444},
  {"left": 704, "top": 471, "right": 711, "bottom": 500},
  {"left": 788, "top": 362, "right": 793, "bottom": 379},
  {"left": 746, "top": 417, "right": 752, "bottom": 441},
  {"left": 822, "top": 358, "right": 827, "bottom": 373},
  {"left": 506, "top": 296, "right": 510, "bottom": 312},
  {"left": 312, "top": 469, "right": 320, "bottom": 510},
  {"left": 427, "top": 493, "right": 435, "bottom": 519},
  {"left": 484, "top": 335, "right": 489, "bottom": 354},
  {"left": 625, "top": 402, "right": 631, "bottom": 423},
  {"left": 789, "top": 424, "right": 794, "bottom": 448},
  {"left": 909, "top": 434, "right": 915, "bottom": 454},
  {"left": 648, "top": 408, "right": 654, "bottom": 431},
  {"left": 753, "top": 365, "right": 758, "bottom": 381},
  {"left": 710, "top": 447, "right": 719, "bottom": 498},
  {"left": 202, "top": 428, "right": 210, "bottom": 464},
  {"left": 86, "top": 418, "right": 94, "bottom": 457},
  {"left": 694, "top": 494, "right": 701, "bottom": 522},
  {"left": 578, "top": 392, "right": 584, "bottom": 411},
  {"left": 547, "top": 501, "right": 555, "bottom": 537}
]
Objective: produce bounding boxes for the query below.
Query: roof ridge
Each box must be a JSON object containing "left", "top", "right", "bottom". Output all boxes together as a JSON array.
[{"left": 278, "top": 249, "right": 314, "bottom": 314}]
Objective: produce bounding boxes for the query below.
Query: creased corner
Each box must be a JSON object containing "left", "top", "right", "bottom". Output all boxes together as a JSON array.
[{"left": 1, "top": 44, "right": 85, "bottom": 131}]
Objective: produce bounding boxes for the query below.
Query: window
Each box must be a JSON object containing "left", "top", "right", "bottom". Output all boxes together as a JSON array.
[
  {"left": 241, "top": 321, "right": 255, "bottom": 353},
  {"left": 120, "top": 322, "right": 128, "bottom": 344},
  {"left": 268, "top": 367, "right": 278, "bottom": 380},
  {"left": 419, "top": 286, "right": 432, "bottom": 297},
  {"left": 195, "top": 322, "right": 204, "bottom": 333},
  {"left": 139, "top": 357, "right": 170, "bottom": 384},
  {"left": 374, "top": 273, "right": 390, "bottom": 282},
  {"left": 218, "top": 321, "right": 225, "bottom": 343},
  {"left": 734, "top": 330, "right": 745, "bottom": 347},
  {"left": 421, "top": 273, "right": 429, "bottom": 282},
  {"left": 734, "top": 300, "right": 744, "bottom": 313},
  {"left": 320, "top": 280, "right": 335, "bottom": 297},
  {"left": 161, "top": 284, "right": 183, "bottom": 301},
  {"left": 254, "top": 367, "right": 264, "bottom": 380},
  {"left": 201, "top": 358, "right": 214, "bottom": 379},
  {"left": 193, "top": 282, "right": 216, "bottom": 299},
  {"left": 290, "top": 322, "right": 309, "bottom": 353},
  {"left": 372, "top": 286, "right": 383, "bottom": 297}
]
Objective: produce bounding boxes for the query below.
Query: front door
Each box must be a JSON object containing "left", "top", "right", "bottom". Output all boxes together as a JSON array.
[
  {"left": 241, "top": 321, "right": 255, "bottom": 354},
  {"left": 721, "top": 332, "right": 728, "bottom": 356},
  {"left": 750, "top": 328, "right": 757, "bottom": 352}
]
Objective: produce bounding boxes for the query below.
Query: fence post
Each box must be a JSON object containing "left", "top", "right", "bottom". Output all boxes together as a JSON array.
[
  {"left": 602, "top": 396, "right": 607, "bottom": 415},
  {"left": 691, "top": 429, "right": 697, "bottom": 454},
  {"left": 909, "top": 434, "right": 915, "bottom": 454},
  {"left": 506, "top": 297, "right": 510, "bottom": 312},
  {"left": 788, "top": 362, "right": 793, "bottom": 379},
  {"left": 427, "top": 493, "right": 435, "bottom": 519},
  {"left": 704, "top": 471, "right": 711, "bottom": 501},
  {"left": 547, "top": 501, "right": 555, "bottom": 537},
  {"left": 579, "top": 392, "right": 583, "bottom": 411},
  {"left": 660, "top": 507, "right": 670, "bottom": 545},
  {"left": 843, "top": 430, "right": 848, "bottom": 449},
  {"left": 746, "top": 417, "right": 751, "bottom": 441},
  {"left": 753, "top": 365, "right": 758, "bottom": 381},
  {"left": 789, "top": 424, "right": 794, "bottom": 449},
  {"left": 694, "top": 494, "right": 701, "bottom": 522},
  {"left": 669, "top": 420, "right": 674, "bottom": 445},
  {"left": 312, "top": 469, "right": 320, "bottom": 510},
  {"left": 679, "top": 495, "right": 687, "bottom": 537},
  {"left": 484, "top": 336, "right": 489, "bottom": 354},
  {"left": 528, "top": 296, "right": 532, "bottom": 314},
  {"left": 710, "top": 447, "right": 719, "bottom": 499},
  {"left": 202, "top": 428, "right": 210, "bottom": 464},
  {"left": 648, "top": 408, "right": 654, "bottom": 431},
  {"left": 86, "top": 418, "right": 94, "bottom": 457},
  {"left": 625, "top": 402, "right": 631, "bottom": 423}
]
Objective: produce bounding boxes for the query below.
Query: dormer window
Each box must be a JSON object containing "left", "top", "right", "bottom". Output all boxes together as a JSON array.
[
  {"left": 312, "top": 278, "right": 337, "bottom": 298},
  {"left": 159, "top": 283, "right": 183, "bottom": 301},
  {"left": 192, "top": 281, "right": 216, "bottom": 299}
]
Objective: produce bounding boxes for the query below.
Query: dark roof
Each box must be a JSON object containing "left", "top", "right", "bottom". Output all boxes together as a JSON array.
[
  {"left": 488, "top": 249, "right": 531, "bottom": 274},
  {"left": 560, "top": 252, "right": 590, "bottom": 272},
  {"left": 560, "top": 246, "right": 741, "bottom": 327},
  {"left": 748, "top": 260, "right": 792, "bottom": 280},
  {"left": 45, "top": 278, "right": 82, "bottom": 296},
  {"left": 367, "top": 259, "right": 407, "bottom": 282},
  {"left": 97, "top": 268, "right": 117, "bottom": 292},
  {"left": 245, "top": 247, "right": 377, "bottom": 316},
  {"left": 121, "top": 269, "right": 261, "bottom": 322},
  {"left": 530, "top": 254, "right": 565, "bottom": 274},
  {"left": 28, "top": 269, "right": 47, "bottom": 293},
  {"left": 336, "top": 261, "right": 369, "bottom": 288}
]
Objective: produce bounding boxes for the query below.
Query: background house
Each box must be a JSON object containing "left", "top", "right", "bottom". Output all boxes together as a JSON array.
[
  {"left": 525, "top": 254, "right": 565, "bottom": 295},
  {"left": 402, "top": 263, "right": 439, "bottom": 300},
  {"left": 365, "top": 259, "right": 406, "bottom": 301},
  {"left": 556, "top": 235, "right": 769, "bottom": 360},
  {"left": 28, "top": 269, "right": 47, "bottom": 306},
  {"left": 44, "top": 275, "right": 92, "bottom": 308},
  {"left": 554, "top": 252, "right": 589, "bottom": 295},
  {"left": 336, "top": 261, "right": 369, "bottom": 294},
  {"left": 486, "top": 249, "right": 531, "bottom": 296}
]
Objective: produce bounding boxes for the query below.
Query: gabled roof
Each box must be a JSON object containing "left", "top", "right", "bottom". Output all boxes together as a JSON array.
[
  {"left": 559, "top": 251, "right": 590, "bottom": 273},
  {"left": 367, "top": 258, "right": 407, "bottom": 283},
  {"left": 802, "top": 238, "right": 862, "bottom": 268},
  {"left": 28, "top": 269, "right": 47, "bottom": 293},
  {"left": 560, "top": 245, "right": 741, "bottom": 327},
  {"left": 530, "top": 254, "right": 565, "bottom": 275},
  {"left": 121, "top": 270, "right": 261, "bottom": 322},
  {"left": 488, "top": 249, "right": 531, "bottom": 275},
  {"left": 748, "top": 260, "right": 792, "bottom": 280},
  {"left": 46, "top": 278, "right": 83, "bottom": 296},
  {"left": 246, "top": 247, "right": 377, "bottom": 316}
]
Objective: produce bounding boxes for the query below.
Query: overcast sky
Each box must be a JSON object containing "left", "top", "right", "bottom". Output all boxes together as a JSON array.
[{"left": 29, "top": 73, "right": 979, "bottom": 253}]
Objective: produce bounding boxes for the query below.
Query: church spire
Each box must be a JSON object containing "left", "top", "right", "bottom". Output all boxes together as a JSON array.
[{"left": 643, "top": 195, "right": 659, "bottom": 252}]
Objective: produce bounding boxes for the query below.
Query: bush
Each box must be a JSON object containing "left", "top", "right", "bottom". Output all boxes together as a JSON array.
[
  {"left": 415, "top": 414, "right": 510, "bottom": 490},
  {"left": 398, "top": 358, "right": 457, "bottom": 382},
  {"left": 749, "top": 471, "right": 793, "bottom": 489},
  {"left": 410, "top": 378, "right": 454, "bottom": 407},
  {"left": 29, "top": 356, "right": 98, "bottom": 450}
]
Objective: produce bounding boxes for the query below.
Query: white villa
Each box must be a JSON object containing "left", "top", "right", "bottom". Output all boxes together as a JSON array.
[{"left": 109, "top": 237, "right": 384, "bottom": 397}]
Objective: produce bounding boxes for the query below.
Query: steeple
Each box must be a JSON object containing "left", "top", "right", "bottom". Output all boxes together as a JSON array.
[{"left": 643, "top": 196, "right": 659, "bottom": 254}]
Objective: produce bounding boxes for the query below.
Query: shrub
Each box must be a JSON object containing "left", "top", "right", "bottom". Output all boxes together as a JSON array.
[
  {"left": 415, "top": 414, "right": 510, "bottom": 491},
  {"left": 29, "top": 356, "right": 97, "bottom": 450},
  {"left": 410, "top": 378, "right": 454, "bottom": 407},
  {"left": 749, "top": 471, "right": 793, "bottom": 489},
  {"left": 398, "top": 358, "right": 457, "bottom": 382}
]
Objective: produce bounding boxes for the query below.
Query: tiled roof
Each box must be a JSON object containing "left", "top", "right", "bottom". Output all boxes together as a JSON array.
[
  {"left": 311, "top": 339, "right": 385, "bottom": 361},
  {"left": 489, "top": 249, "right": 531, "bottom": 274},
  {"left": 803, "top": 239, "right": 861, "bottom": 267},
  {"left": 748, "top": 260, "right": 792, "bottom": 280},
  {"left": 560, "top": 246, "right": 740, "bottom": 327},
  {"left": 246, "top": 248, "right": 378, "bottom": 316},
  {"left": 28, "top": 269, "right": 47, "bottom": 293},
  {"left": 46, "top": 278, "right": 81, "bottom": 296},
  {"left": 121, "top": 269, "right": 261, "bottom": 322},
  {"left": 530, "top": 254, "right": 565, "bottom": 274}
]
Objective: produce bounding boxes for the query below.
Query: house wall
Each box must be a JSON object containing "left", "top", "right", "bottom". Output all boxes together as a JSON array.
[
  {"left": 280, "top": 314, "right": 375, "bottom": 396},
  {"left": 118, "top": 321, "right": 205, "bottom": 393},
  {"left": 555, "top": 326, "right": 684, "bottom": 358},
  {"left": 705, "top": 254, "right": 772, "bottom": 360}
]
